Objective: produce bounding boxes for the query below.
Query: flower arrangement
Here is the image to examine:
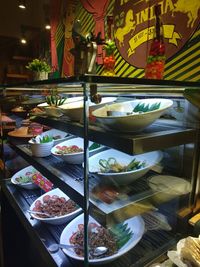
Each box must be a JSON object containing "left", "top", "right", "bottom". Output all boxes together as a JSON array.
[{"left": 26, "top": 59, "right": 51, "bottom": 73}]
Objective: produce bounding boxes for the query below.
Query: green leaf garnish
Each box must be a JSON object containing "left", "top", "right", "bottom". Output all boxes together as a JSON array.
[
  {"left": 133, "top": 102, "right": 161, "bottom": 113},
  {"left": 109, "top": 223, "right": 133, "bottom": 249},
  {"left": 39, "top": 135, "right": 53, "bottom": 143},
  {"left": 89, "top": 143, "right": 101, "bottom": 151}
]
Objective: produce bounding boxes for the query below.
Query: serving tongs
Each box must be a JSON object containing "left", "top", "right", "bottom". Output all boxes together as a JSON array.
[{"left": 27, "top": 209, "right": 52, "bottom": 218}]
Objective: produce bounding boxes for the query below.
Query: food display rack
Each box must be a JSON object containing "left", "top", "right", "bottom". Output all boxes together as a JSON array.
[
  {"left": 8, "top": 119, "right": 198, "bottom": 225},
  {"left": 1, "top": 75, "right": 200, "bottom": 267}
]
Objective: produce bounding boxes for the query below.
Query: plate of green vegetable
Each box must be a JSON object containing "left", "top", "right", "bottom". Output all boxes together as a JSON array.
[
  {"left": 11, "top": 165, "right": 41, "bottom": 189},
  {"left": 88, "top": 149, "right": 163, "bottom": 185}
]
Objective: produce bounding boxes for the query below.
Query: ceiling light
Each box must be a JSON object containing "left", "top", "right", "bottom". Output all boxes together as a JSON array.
[
  {"left": 45, "top": 18, "right": 51, "bottom": 30},
  {"left": 20, "top": 37, "right": 27, "bottom": 44},
  {"left": 20, "top": 27, "right": 27, "bottom": 44},
  {"left": 18, "top": 0, "right": 26, "bottom": 9},
  {"left": 45, "top": 24, "right": 51, "bottom": 30}
]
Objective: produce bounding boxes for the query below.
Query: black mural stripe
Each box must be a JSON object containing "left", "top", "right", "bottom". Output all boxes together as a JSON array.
[
  {"left": 123, "top": 66, "right": 136, "bottom": 77},
  {"left": 133, "top": 69, "right": 145, "bottom": 78},
  {"left": 165, "top": 45, "right": 200, "bottom": 73},
  {"left": 115, "top": 59, "right": 127, "bottom": 73},
  {"left": 165, "top": 51, "right": 200, "bottom": 78},
  {"left": 166, "top": 34, "right": 200, "bottom": 68},
  {"left": 186, "top": 71, "right": 200, "bottom": 81},
  {"left": 81, "top": 15, "right": 94, "bottom": 34},
  {"left": 117, "top": 63, "right": 131, "bottom": 77},
  {"left": 181, "top": 32, "right": 200, "bottom": 51},
  {"left": 115, "top": 60, "right": 128, "bottom": 75},
  {"left": 166, "top": 61, "right": 200, "bottom": 81},
  {"left": 127, "top": 68, "right": 141, "bottom": 78}
]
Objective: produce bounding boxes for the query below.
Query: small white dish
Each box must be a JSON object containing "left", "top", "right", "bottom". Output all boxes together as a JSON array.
[
  {"left": 51, "top": 137, "right": 102, "bottom": 164},
  {"left": 60, "top": 213, "right": 144, "bottom": 264},
  {"left": 88, "top": 149, "right": 163, "bottom": 185},
  {"left": 11, "top": 165, "right": 39, "bottom": 190},
  {"left": 92, "top": 98, "right": 173, "bottom": 132},
  {"left": 29, "top": 137, "right": 54, "bottom": 157},
  {"left": 29, "top": 188, "right": 82, "bottom": 225}
]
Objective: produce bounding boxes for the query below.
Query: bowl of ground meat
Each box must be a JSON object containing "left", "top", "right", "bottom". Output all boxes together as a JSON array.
[
  {"left": 29, "top": 188, "right": 81, "bottom": 225},
  {"left": 60, "top": 213, "right": 145, "bottom": 264}
]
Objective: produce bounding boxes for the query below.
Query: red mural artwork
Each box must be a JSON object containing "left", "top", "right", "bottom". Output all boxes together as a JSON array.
[
  {"left": 80, "top": 0, "right": 110, "bottom": 64},
  {"left": 62, "top": 0, "right": 78, "bottom": 77},
  {"left": 50, "top": 0, "right": 62, "bottom": 72}
]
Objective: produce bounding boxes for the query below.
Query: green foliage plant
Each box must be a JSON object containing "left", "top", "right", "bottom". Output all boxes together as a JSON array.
[{"left": 26, "top": 59, "right": 51, "bottom": 72}]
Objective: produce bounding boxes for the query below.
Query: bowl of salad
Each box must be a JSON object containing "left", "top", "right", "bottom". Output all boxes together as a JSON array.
[
  {"left": 51, "top": 137, "right": 103, "bottom": 164},
  {"left": 29, "top": 188, "right": 82, "bottom": 225},
  {"left": 39, "top": 129, "right": 70, "bottom": 145},
  {"left": 88, "top": 149, "right": 163, "bottom": 185},
  {"left": 92, "top": 98, "right": 173, "bottom": 132},
  {"left": 60, "top": 213, "right": 145, "bottom": 264},
  {"left": 29, "top": 135, "right": 54, "bottom": 157},
  {"left": 11, "top": 165, "right": 40, "bottom": 189}
]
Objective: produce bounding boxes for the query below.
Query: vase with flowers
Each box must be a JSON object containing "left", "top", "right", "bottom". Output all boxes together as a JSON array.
[{"left": 26, "top": 59, "right": 51, "bottom": 80}]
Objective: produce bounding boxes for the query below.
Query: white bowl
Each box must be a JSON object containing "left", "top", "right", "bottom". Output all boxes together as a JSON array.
[
  {"left": 37, "top": 96, "right": 84, "bottom": 109},
  {"left": 51, "top": 137, "right": 102, "bottom": 164},
  {"left": 29, "top": 138, "right": 54, "bottom": 157},
  {"left": 59, "top": 97, "right": 117, "bottom": 122},
  {"left": 60, "top": 213, "right": 145, "bottom": 264},
  {"left": 44, "top": 106, "right": 63, "bottom": 117},
  {"left": 59, "top": 101, "right": 83, "bottom": 121},
  {"left": 39, "top": 129, "right": 69, "bottom": 145},
  {"left": 88, "top": 149, "right": 163, "bottom": 185},
  {"left": 29, "top": 188, "right": 82, "bottom": 225},
  {"left": 92, "top": 98, "right": 173, "bottom": 132},
  {"left": 11, "top": 165, "right": 39, "bottom": 190},
  {"left": 148, "top": 175, "right": 191, "bottom": 195}
]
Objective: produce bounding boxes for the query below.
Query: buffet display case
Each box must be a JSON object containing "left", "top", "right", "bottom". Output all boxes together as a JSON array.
[{"left": 0, "top": 75, "right": 200, "bottom": 267}]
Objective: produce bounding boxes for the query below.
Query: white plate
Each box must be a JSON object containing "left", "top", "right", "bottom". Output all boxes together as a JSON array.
[
  {"left": 59, "top": 97, "right": 117, "bottom": 122},
  {"left": 39, "top": 129, "right": 69, "bottom": 145},
  {"left": 29, "top": 188, "right": 82, "bottom": 225},
  {"left": 60, "top": 213, "right": 145, "bottom": 264},
  {"left": 11, "top": 165, "right": 39, "bottom": 190},
  {"left": 51, "top": 137, "right": 103, "bottom": 164},
  {"left": 148, "top": 175, "right": 191, "bottom": 195},
  {"left": 88, "top": 149, "right": 163, "bottom": 185},
  {"left": 92, "top": 98, "right": 173, "bottom": 132}
]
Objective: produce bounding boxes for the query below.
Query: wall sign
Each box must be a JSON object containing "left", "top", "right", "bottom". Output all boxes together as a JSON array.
[{"left": 113, "top": 0, "right": 200, "bottom": 68}]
